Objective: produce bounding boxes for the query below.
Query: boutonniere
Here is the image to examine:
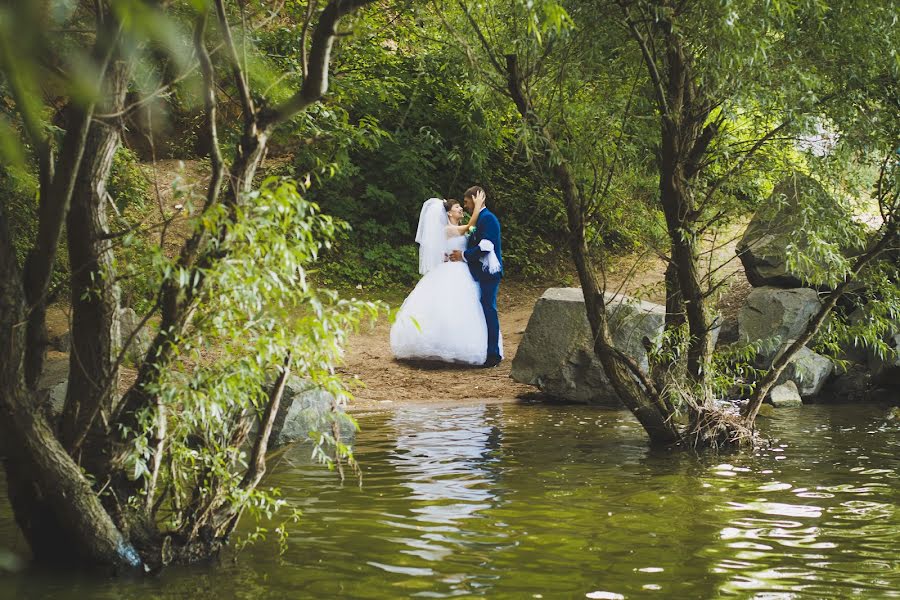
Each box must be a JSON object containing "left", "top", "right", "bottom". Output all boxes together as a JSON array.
[{"left": 467, "top": 226, "right": 477, "bottom": 236}]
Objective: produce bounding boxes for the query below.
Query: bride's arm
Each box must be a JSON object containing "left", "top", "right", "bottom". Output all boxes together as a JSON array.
[{"left": 446, "top": 194, "right": 486, "bottom": 236}]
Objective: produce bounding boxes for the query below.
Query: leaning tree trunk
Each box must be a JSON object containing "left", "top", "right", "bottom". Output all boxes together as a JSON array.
[{"left": 505, "top": 54, "right": 681, "bottom": 445}]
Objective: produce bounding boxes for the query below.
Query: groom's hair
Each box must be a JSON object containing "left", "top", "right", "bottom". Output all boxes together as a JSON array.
[{"left": 464, "top": 185, "right": 484, "bottom": 201}]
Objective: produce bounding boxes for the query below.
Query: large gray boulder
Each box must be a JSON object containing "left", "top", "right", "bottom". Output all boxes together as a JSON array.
[
  {"left": 775, "top": 344, "right": 834, "bottom": 397},
  {"left": 269, "top": 376, "right": 355, "bottom": 450},
  {"left": 736, "top": 173, "right": 843, "bottom": 287},
  {"left": 768, "top": 381, "right": 803, "bottom": 408},
  {"left": 739, "top": 287, "right": 821, "bottom": 351},
  {"left": 511, "top": 288, "right": 665, "bottom": 405}
]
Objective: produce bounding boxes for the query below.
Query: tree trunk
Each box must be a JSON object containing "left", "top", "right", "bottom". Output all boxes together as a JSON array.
[
  {"left": 21, "top": 107, "right": 95, "bottom": 390},
  {"left": 1, "top": 200, "right": 140, "bottom": 571},
  {"left": 505, "top": 53, "right": 681, "bottom": 445},
  {"left": 658, "top": 153, "right": 711, "bottom": 383},
  {"left": 59, "top": 59, "right": 131, "bottom": 455}
]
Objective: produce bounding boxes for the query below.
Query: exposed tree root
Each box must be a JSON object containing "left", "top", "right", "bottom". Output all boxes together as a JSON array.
[{"left": 684, "top": 402, "right": 757, "bottom": 451}]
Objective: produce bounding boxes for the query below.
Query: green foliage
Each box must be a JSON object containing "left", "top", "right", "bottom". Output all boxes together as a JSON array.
[
  {"left": 815, "top": 263, "right": 900, "bottom": 367},
  {"left": 246, "top": 8, "right": 582, "bottom": 288},
  {"left": 0, "top": 160, "right": 38, "bottom": 267},
  {"left": 108, "top": 147, "right": 151, "bottom": 212},
  {"left": 123, "top": 178, "right": 382, "bottom": 534}
]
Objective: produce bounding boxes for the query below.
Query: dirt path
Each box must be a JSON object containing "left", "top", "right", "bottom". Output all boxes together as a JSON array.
[
  {"left": 339, "top": 282, "right": 546, "bottom": 413},
  {"left": 340, "top": 245, "right": 749, "bottom": 414}
]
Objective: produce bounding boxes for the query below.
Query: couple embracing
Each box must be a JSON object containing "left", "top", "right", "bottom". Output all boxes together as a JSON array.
[{"left": 390, "top": 186, "right": 504, "bottom": 368}]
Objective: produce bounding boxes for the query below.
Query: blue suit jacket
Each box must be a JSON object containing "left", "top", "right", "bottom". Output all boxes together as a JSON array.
[{"left": 464, "top": 207, "right": 503, "bottom": 282}]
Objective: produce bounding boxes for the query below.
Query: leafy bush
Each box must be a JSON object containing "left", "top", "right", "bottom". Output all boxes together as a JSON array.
[
  {"left": 1, "top": 160, "right": 71, "bottom": 296},
  {"left": 108, "top": 147, "right": 150, "bottom": 212}
]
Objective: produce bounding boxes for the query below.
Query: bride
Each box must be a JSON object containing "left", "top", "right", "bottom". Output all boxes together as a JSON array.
[{"left": 390, "top": 194, "right": 502, "bottom": 365}]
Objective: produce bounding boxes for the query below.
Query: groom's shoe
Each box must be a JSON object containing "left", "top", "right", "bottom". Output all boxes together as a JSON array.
[{"left": 483, "top": 354, "right": 502, "bottom": 368}]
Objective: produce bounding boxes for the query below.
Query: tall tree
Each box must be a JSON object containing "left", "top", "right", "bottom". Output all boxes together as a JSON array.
[
  {"left": 0, "top": 0, "right": 380, "bottom": 570},
  {"left": 441, "top": 0, "right": 899, "bottom": 447}
]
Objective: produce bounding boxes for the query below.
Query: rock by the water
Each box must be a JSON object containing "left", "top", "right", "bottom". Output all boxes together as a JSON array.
[
  {"left": 737, "top": 173, "right": 843, "bottom": 287},
  {"left": 834, "top": 307, "right": 873, "bottom": 364},
  {"left": 49, "top": 380, "right": 67, "bottom": 416},
  {"left": 269, "top": 376, "right": 355, "bottom": 450},
  {"left": 45, "top": 375, "right": 351, "bottom": 452},
  {"left": 510, "top": 288, "right": 665, "bottom": 405},
  {"left": 819, "top": 364, "right": 870, "bottom": 403},
  {"left": 755, "top": 403, "right": 776, "bottom": 418},
  {"left": 775, "top": 344, "right": 834, "bottom": 397},
  {"left": 715, "top": 319, "right": 740, "bottom": 348},
  {"left": 739, "top": 287, "right": 821, "bottom": 353},
  {"left": 767, "top": 381, "right": 802, "bottom": 407},
  {"left": 868, "top": 332, "right": 900, "bottom": 388}
]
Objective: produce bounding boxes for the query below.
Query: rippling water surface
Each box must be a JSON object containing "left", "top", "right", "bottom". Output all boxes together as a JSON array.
[{"left": 1, "top": 403, "right": 898, "bottom": 599}]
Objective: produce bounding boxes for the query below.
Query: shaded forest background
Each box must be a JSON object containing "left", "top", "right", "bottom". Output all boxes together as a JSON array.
[{"left": 4, "top": 3, "right": 672, "bottom": 297}]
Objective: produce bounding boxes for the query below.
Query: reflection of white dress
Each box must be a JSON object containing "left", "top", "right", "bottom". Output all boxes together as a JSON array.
[{"left": 391, "top": 233, "right": 501, "bottom": 365}]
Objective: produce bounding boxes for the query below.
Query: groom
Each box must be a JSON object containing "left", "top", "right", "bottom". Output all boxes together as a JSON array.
[{"left": 449, "top": 185, "right": 503, "bottom": 368}]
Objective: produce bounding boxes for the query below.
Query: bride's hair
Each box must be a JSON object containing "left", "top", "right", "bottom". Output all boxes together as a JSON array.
[{"left": 443, "top": 198, "right": 460, "bottom": 211}]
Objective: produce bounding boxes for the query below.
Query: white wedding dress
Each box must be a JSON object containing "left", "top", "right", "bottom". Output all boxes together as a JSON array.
[{"left": 391, "top": 232, "right": 492, "bottom": 364}]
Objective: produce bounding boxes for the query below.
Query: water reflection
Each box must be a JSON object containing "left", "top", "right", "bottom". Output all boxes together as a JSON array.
[
  {"left": 703, "top": 407, "right": 900, "bottom": 598},
  {"left": 0, "top": 403, "right": 898, "bottom": 599},
  {"left": 376, "top": 405, "right": 503, "bottom": 568}
]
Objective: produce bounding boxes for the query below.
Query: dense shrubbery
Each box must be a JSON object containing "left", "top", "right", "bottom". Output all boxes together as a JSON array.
[
  {"left": 251, "top": 19, "right": 647, "bottom": 288},
  {"left": 108, "top": 147, "right": 151, "bottom": 213}
]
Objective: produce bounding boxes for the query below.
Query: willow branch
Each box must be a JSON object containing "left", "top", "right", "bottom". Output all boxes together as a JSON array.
[
  {"left": 213, "top": 0, "right": 255, "bottom": 120},
  {"left": 619, "top": 3, "right": 669, "bottom": 117},
  {"left": 742, "top": 218, "right": 900, "bottom": 424},
  {"left": 194, "top": 9, "right": 225, "bottom": 210},
  {"left": 260, "top": 0, "right": 377, "bottom": 130}
]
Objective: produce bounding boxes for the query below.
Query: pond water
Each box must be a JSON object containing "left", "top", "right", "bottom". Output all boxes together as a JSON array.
[{"left": 1, "top": 402, "right": 898, "bottom": 599}]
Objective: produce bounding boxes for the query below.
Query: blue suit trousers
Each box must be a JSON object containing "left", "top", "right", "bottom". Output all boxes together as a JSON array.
[{"left": 480, "top": 278, "right": 501, "bottom": 360}]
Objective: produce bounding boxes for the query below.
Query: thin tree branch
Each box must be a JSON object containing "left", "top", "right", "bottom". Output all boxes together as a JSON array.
[
  {"left": 241, "top": 355, "right": 291, "bottom": 491},
  {"left": 300, "top": 0, "right": 320, "bottom": 78},
  {"left": 194, "top": 9, "right": 226, "bottom": 210},
  {"left": 260, "top": 0, "right": 378, "bottom": 130},
  {"left": 455, "top": 0, "right": 505, "bottom": 76},
  {"left": 619, "top": 2, "right": 669, "bottom": 116},
  {"left": 213, "top": 0, "right": 255, "bottom": 120},
  {"left": 700, "top": 118, "right": 793, "bottom": 210}
]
